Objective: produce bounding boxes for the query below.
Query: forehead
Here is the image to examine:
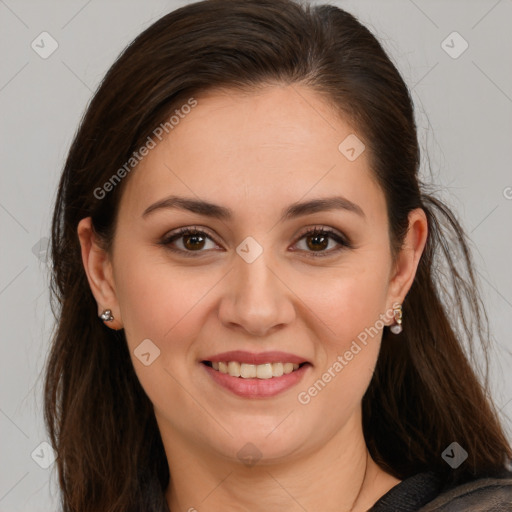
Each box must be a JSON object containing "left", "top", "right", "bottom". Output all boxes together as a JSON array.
[{"left": 118, "top": 84, "right": 385, "bottom": 223}]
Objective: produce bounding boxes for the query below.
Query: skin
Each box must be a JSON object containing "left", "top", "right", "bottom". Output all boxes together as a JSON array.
[{"left": 78, "top": 84, "right": 428, "bottom": 511}]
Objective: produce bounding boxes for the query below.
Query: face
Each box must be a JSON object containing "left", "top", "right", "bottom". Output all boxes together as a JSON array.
[{"left": 81, "top": 84, "right": 424, "bottom": 467}]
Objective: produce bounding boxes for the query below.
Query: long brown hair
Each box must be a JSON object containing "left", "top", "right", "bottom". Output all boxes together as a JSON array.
[{"left": 44, "top": 0, "right": 512, "bottom": 510}]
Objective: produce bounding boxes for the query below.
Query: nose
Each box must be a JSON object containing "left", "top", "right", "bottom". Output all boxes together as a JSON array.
[{"left": 217, "top": 247, "right": 295, "bottom": 337}]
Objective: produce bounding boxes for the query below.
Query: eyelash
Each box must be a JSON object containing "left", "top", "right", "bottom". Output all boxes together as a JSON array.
[{"left": 159, "top": 225, "right": 352, "bottom": 258}]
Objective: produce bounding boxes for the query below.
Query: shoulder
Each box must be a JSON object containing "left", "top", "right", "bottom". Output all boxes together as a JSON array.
[{"left": 418, "top": 475, "right": 512, "bottom": 511}]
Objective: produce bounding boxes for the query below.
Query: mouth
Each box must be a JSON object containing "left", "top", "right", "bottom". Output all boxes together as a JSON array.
[
  {"left": 201, "top": 360, "right": 310, "bottom": 379},
  {"left": 200, "top": 350, "right": 312, "bottom": 398}
]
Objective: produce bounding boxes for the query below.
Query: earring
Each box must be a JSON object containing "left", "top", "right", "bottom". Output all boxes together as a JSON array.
[
  {"left": 99, "top": 309, "right": 114, "bottom": 322},
  {"left": 390, "top": 303, "right": 403, "bottom": 334}
]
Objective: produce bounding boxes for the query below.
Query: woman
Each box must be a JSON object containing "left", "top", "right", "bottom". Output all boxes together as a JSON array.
[{"left": 44, "top": 0, "right": 512, "bottom": 510}]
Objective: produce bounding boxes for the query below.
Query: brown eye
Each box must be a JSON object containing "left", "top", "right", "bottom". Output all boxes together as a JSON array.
[
  {"left": 293, "top": 226, "right": 351, "bottom": 258},
  {"left": 305, "top": 231, "right": 330, "bottom": 251},
  {"left": 160, "top": 225, "right": 351, "bottom": 258},
  {"left": 182, "top": 232, "right": 207, "bottom": 251},
  {"left": 160, "top": 227, "right": 220, "bottom": 256}
]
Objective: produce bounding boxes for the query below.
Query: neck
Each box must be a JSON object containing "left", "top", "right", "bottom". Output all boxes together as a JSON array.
[{"left": 161, "top": 411, "right": 400, "bottom": 511}]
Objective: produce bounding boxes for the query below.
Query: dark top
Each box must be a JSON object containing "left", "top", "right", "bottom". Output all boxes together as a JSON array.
[
  {"left": 369, "top": 470, "right": 512, "bottom": 511},
  {"left": 156, "top": 470, "right": 512, "bottom": 511}
]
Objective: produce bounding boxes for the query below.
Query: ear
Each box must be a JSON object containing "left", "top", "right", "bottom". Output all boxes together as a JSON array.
[
  {"left": 386, "top": 208, "right": 428, "bottom": 313},
  {"left": 77, "top": 217, "right": 123, "bottom": 330}
]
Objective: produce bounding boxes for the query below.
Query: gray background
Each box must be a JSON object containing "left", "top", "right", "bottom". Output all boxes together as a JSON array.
[{"left": 1, "top": 0, "right": 511, "bottom": 509}]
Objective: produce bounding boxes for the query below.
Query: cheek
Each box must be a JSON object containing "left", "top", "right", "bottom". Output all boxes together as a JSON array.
[
  {"left": 113, "top": 247, "right": 221, "bottom": 368},
  {"left": 295, "top": 257, "right": 390, "bottom": 349},
  {"left": 296, "top": 305, "right": 384, "bottom": 423},
  {"left": 292, "top": 256, "right": 390, "bottom": 407},
  {"left": 112, "top": 250, "right": 215, "bottom": 413}
]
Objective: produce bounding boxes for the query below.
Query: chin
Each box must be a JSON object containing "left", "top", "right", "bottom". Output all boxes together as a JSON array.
[{"left": 209, "top": 426, "right": 309, "bottom": 467}]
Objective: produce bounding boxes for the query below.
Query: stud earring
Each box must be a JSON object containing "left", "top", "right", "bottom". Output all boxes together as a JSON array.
[
  {"left": 390, "top": 303, "right": 403, "bottom": 334},
  {"left": 99, "top": 309, "right": 114, "bottom": 322}
]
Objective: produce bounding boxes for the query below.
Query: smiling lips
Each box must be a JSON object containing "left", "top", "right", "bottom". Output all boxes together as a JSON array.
[
  {"left": 206, "top": 360, "right": 302, "bottom": 379},
  {"left": 201, "top": 350, "right": 311, "bottom": 398}
]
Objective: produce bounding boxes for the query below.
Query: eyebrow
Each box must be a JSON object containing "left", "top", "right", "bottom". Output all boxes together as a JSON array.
[{"left": 142, "top": 194, "right": 365, "bottom": 222}]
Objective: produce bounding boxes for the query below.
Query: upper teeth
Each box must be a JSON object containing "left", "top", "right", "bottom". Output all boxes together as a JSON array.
[{"left": 212, "top": 361, "right": 300, "bottom": 379}]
